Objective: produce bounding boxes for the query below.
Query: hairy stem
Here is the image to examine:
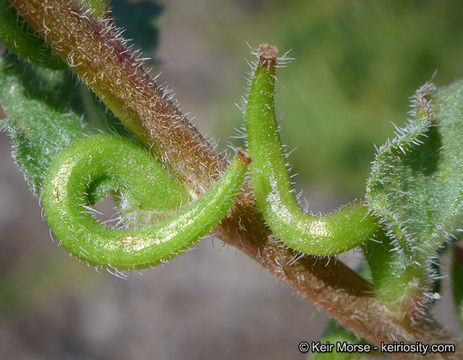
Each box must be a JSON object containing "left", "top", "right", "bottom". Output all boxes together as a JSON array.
[{"left": 9, "top": 0, "right": 462, "bottom": 357}]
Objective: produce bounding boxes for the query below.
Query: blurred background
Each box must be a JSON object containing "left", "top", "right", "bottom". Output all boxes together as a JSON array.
[{"left": 1, "top": 0, "right": 463, "bottom": 359}]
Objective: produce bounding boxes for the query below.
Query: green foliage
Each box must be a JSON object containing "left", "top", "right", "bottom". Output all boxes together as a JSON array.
[
  {"left": 0, "top": 0, "right": 129, "bottom": 195},
  {"left": 0, "top": 5, "right": 248, "bottom": 272},
  {"left": 0, "top": 0, "right": 248, "bottom": 271},
  {"left": 42, "top": 134, "right": 248, "bottom": 269},
  {"left": 213, "top": 0, "right": 463, "bottom": 195},
  {"left": 111, "top": 0, "right": 163, "bottom": 58},
  {"left": 0, "top": 52, "right": 90, "bottom": 194},
  {"left": 0, "top": 0, "right": 65, "bottom": 69},
  {"left": 244, "top": 45, "right": 379, "bottom": 256},
  {"left": 366, "top": 80, "right": 463, "bottom": 317},
  {"left": 0, "top": 0, "right": 109, "bottom": 69},
  {"left": 80, "top": 0, "right": 109, "bottom": 17},
  {"left": 0, "top": 0, "right": 156, "bottom": 195},
  {"left": 0, "top": 50, "right": 139, "bottom": 196},
  {"left": 3, "top": 0, "right": 463, "bottom": 345}
]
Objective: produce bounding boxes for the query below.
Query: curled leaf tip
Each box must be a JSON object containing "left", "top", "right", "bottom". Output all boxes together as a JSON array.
[
  {"left": 258, "top": 43, "right": 278, "bottom": 65},
  {"left": 245, "top": 43, "right": 379, "bottom": 256},
  {"left": 42, "top": 134, "right": 248, "bottom": 269}
]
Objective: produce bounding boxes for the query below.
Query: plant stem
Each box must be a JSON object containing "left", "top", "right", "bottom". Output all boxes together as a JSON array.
[{"left": 9, "top": 1, "right": 462, "bottom": 357}]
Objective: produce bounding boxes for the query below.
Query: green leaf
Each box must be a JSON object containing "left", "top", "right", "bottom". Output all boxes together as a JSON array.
[
  {"left": 0, "top": 51, "right": 91, "bottom": 195},
  {"left": 79, "top": 0, "right": 109, "bottom": 17},
  {"left": 0, "top": 0, "right": 108, "bottom": 69},
  {"left": 244, "top": 44, "right": 379, "bottom": 257},
  {"left": 0, "top": 0, "right": 65, "bottom": 69},
  {"left": 366, "top": 80, "right": 463, "bottom": 317},
  {"left": 111, "top": 0, "right": 163, "bottom": 58},
  {"left": 0, "top": 51, "right": 189, "bottom": 234},
  {"left": 41, "top": 134, "right": 247, "bottom": 269},
  {"left": 1, "top": 1, "right": 165, "bottom": 222}
]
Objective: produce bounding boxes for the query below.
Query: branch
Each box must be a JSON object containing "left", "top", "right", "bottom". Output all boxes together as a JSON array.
[{"left": 9, "top": 1, "right": 462, "bottom": 357}]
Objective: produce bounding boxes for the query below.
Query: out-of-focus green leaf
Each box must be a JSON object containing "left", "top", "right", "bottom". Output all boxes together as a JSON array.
[
  {"left": 211, "top": 0, "right": 463, "bottom": 196},
  {"left": 0, "top": 52, "right": 91, "bottom": 195},
  {"left": 111, "top": 0, "right": 163, "bottom": 58},
  {"left": 0, "top": 0, "right": 65, "bottom": 69}
]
